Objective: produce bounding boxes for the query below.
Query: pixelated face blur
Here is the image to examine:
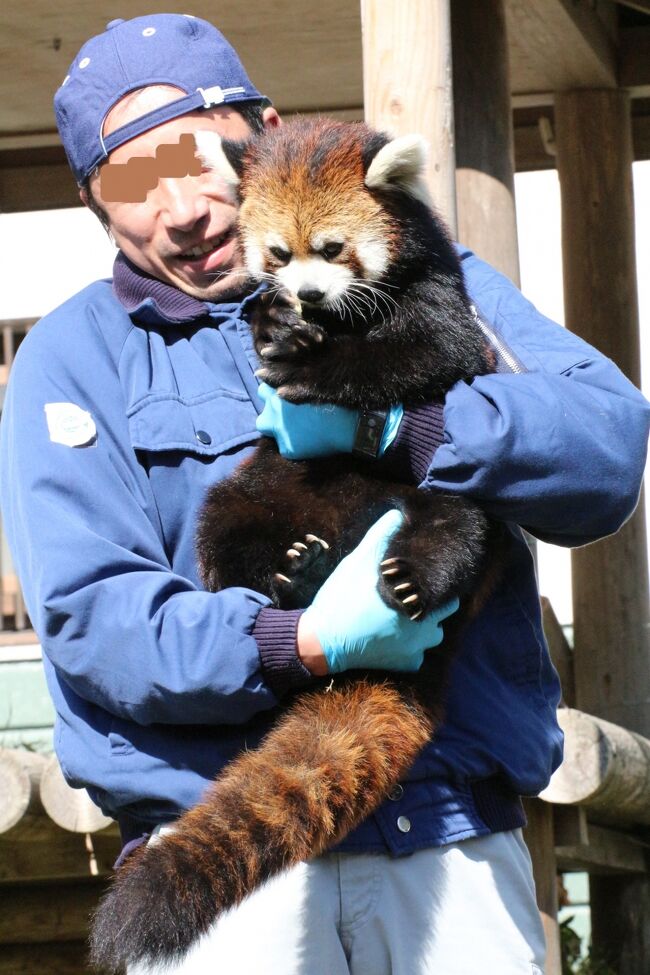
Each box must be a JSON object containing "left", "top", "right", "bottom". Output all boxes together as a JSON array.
[{"left": 87, "top": 86, "right": 278, "bottom": 301}]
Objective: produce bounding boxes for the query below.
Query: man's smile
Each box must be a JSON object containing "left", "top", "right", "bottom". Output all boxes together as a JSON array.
[{"left": 177, "top": 226, "right": 235, "bottom": 261}]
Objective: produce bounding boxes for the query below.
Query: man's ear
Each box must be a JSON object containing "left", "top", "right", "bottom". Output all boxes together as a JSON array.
[
  {"left": 364, "top": 134, "right": 431, "bottom": 207},
  {"left": 194, "top": 131, "right": 245, "bottom": 186},
  {"left": 79, "top": 186, "right": 90, "bottom": 207},
  {"left": 262, "top": 105, "right": 281, "bottom": 130}
]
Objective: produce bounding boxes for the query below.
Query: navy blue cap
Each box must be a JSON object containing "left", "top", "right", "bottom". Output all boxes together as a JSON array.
[{"left": 54, "top": 14, "right": 265, "bottom": 185}]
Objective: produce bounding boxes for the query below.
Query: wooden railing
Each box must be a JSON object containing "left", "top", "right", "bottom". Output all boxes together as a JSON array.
[{"left": 1, "top": 319, "right": 35, "bottom": 633}]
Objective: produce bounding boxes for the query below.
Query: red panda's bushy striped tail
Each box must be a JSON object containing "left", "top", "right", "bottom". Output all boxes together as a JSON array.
[{"left": 89, "top": 679, "right": 434, "bottom": 972}]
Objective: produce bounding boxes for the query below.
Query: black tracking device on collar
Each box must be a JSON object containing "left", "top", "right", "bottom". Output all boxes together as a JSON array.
[{"left": 352, "top": 409, "right": 389, "bottom": 459}]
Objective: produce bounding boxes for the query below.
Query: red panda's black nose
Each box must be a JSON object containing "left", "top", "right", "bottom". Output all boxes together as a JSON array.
[{"left": 297, "top": 288, "right": 325, "bottom": 305}]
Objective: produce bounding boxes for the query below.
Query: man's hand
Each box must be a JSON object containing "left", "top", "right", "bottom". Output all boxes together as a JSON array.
[
  {"left": 256, "top": 382, "right": 358, "bottom": 458},
  {"left": 256, "top": 383, "right": 404, "bottom": 460},
  {"left": 298, "top": 510, "right": 459, "bottom": 674}
]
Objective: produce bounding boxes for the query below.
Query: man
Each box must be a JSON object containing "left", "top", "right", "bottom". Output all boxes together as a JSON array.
[{"left": 1, "top": 14, "right": 648, "bottom": 975}]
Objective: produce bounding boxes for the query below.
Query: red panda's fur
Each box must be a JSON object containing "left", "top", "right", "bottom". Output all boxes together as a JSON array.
[{"left": 90, "top": 118, "right": 502, "bottom": 973}]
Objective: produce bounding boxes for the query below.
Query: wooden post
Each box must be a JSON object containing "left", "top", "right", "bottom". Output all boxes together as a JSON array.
[
  {"left": 451, "top": 0, "right": 520, "bottom": 284},
  {"left": 450, "top": 4, "right": 558, "bottom": 969},
  {"left": 555, "top": 89, "right": 650, "bottom": 735},
  {"left": 360, "top": 0, "right": 457, "bottom": 233},
  {"left": 554, "top": 87, "right": 650, "bottom": 975},
  {"left": 523, "top": 799, "right": 562, "bottom": 975}
]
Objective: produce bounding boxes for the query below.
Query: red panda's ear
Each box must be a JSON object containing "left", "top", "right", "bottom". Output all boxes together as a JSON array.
[
  {"left": 194, "top": 131, "right": 249, "bottom": 189},
  {"left": 364, "top": 135, "right": 431, "bottom": 207}
]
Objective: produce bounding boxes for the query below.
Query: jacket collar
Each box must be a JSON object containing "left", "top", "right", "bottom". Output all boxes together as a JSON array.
[
  {"left": 112, "top": 251, "right": 263, "bottom": 326},
  {"left": 112, "top": 251, "right": 211, "bottom": 324}
]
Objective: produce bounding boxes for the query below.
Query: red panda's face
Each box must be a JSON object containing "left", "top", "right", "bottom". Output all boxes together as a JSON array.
[
  {"left": 238, "top": 181, "right": 397, "bottom": 311},
  {"left": 194, "top": 120, "right": 430, "bottom": 315}
]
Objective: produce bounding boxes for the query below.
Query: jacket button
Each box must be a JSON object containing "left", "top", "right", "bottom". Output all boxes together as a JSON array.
[
  {"left": 397, "top": 816, "right": 411, "bottom": 833},
  {"left": 388, "top": 784, "right": 404, "bottom": 801},
  {"left": 196, "top": 430, "right": 212, "bottom": 445}
]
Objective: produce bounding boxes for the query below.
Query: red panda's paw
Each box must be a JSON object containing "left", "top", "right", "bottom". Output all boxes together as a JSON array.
[
  {"left": 258, "top": 320, "right": 326, "bottom": 363},
  {"left": 378, "top": 556, "right": 431, "bottom": 621},
  {"left": 249, "top": 292, "right": 310, "bottom": 355},
  {"left": 271, "top": 533, "right": 332, "bottom": 607}
]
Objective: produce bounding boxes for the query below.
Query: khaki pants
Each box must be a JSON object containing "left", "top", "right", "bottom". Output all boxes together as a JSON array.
[{"left": 130, "top": 829, "right": 546, "bottom": 975}]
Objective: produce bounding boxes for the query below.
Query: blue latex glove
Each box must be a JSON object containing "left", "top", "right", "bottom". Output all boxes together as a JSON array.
[
  {"left": 256, "top": 383, "right": 403, "bottom": 460},
  {"left": 303, "top": 510, "right": 459, "bottom": 673}
]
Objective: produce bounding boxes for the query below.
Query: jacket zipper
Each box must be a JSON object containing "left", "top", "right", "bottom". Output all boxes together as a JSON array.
[{"left": 470, "top": 305, "right": 526, "bottom": 375}]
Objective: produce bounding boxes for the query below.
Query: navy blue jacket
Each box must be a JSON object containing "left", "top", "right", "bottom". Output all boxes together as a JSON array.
[{"left": 1, "top": 246, "right": 648, "bottom": 852}]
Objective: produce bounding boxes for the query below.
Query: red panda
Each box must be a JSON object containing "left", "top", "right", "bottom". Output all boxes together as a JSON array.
[{"left": 90, "top": 118, "right": 502, "bottom": 973}]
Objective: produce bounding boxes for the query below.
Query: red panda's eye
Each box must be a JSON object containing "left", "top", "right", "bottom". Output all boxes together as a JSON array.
[
  {"left": 269, "top": 245, "right": 292, "bottom": 264},
  {"left": 321, "top": 242, "right": 343, "bottom": 261}
]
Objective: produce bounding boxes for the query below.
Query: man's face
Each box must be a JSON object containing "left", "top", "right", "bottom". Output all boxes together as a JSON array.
[{"left": 87, "top": 88, "right": 274, "bottom": 301}]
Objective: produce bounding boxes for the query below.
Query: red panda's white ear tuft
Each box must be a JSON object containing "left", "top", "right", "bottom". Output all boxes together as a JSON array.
[
  {"left": 194, "top": 131, "right": 241, "bottom": 189},
  {"left": 364, "top": 135, "right": 431, "bottom": 207}
]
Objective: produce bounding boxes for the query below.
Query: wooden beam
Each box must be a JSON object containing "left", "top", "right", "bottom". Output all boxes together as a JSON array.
[
  {"left": 451, "top": 0, "right": 520, "bottom": 283},
  {"left": 0, "top": 881, "right": 104, "bottom": 945},
  {"left": 505, "top": 0, "right": 617, "bottom": 96},
  {"left": 557, "top": 822, "right": 647, "bottom": 874},
  {"left": 553, "top": 806, "right": 647, "bottom": 874},
  {"left": 0, "top": 940, "right": 108, "bottom": 975},
  {"left": 0, "top": 2, "right": 364, "bottom": 136},
  {"left": 633, "top": 111, "right": 650, "bottom": 159},
  {"left": 0, "top": 829, "right": 120, "bottom": 884},
  {"left": 540, "top": 709, "right": 650, "bottom": 826},
  {"left": 620, "top": 26, "right": 650, "bottom": 95},
  {"left": 0, "top": 160, "right": 79, "bottom": 211},
  {"left": 360, "top": 0, "right": 457, "bottom": 233},
  {"left": 513, "top": 107, "right": 650, "bottom": 172},
  {"left": 4, "top": 107, "right": 650, "bottom": 213},
  {"left": 614, "top": 0, "right": 650, "bottom": 15}
]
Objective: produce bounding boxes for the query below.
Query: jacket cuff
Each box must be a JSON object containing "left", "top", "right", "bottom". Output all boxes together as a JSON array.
[
  {"left": 253, "top": 607, "right": 314, "bottom": 697},
  {"left": 378, "top": 401, "right": 446, "bottom": 484}
]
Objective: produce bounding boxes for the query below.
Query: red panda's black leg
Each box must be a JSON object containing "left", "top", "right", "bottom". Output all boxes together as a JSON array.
[
  {"left": 377, "top": 494, "right": 493, "bottom": 618},
  {"left": 271, "top": 532, "right": 332, "bottom": 608}
]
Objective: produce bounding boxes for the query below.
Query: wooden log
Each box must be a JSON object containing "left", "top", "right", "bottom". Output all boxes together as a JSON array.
[
  {"left": 451, "top": 0, "right": 520, "bottom": 284},
  {"left": 0, "top": 829, "right": 120, "bottom": 884},
  {"left": 523, "top": 799, "right": 562, "bottom": 975},
  {"left": 556, "top": 822, "right": 647, "bottom": 875},
  {"left": 0, "top": 881, "right": 104, "bottom": 945},
  {"left": 0, "top": 747, "right": 45, "bottom": 833},
  {"left": 360, "top": 0, "right": 457, "bottom": 233},
  {"left": 0, "top": 940, "right": 107, "bottom": 975},
  {"left": 540, "top": 708, "right": 650, "bottom": 827},
  {"left": 553, "top": 805, "right": 647, "bottom": 874},
  {"left": 40, "top": 755, "right": 113, "bottom": 834}
]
